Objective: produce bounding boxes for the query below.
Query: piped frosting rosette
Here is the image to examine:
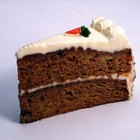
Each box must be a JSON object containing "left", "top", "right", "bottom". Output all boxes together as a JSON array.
[
  {"left": 91, "top": 18, "right": 114, "bottom": 32},
  {"left": 90, "top": 17, "right": 126, "bottom": 39},
  {"left": 103, "top": 25, "right": 125, "bottom": 38},
  {"left": 90, "top": 17, "right": 105, "bottom": 27}
]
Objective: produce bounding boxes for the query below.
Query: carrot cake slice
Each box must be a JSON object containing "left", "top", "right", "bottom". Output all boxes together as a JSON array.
[{"left": 16, "top": 17, "right": 135, "bottom": 123}]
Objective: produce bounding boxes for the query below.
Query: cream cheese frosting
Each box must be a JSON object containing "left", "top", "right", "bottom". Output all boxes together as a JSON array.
[
  {"left": 91, "top": 19, "right": 114, "bottom": 32},
  {"left": 16, "top": 17, "right": 131, "bottom": 59},
  {"left": 90, "top": 17, "right": 105, "bottom": 26},
  {"left": 103, "top": 25, "right": 126, "bottom": 38}
]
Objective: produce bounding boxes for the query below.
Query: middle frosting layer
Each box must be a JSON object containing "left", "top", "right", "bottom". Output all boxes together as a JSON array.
[{"left": 20, "top": 67, "right": 135, "bottom": 97}]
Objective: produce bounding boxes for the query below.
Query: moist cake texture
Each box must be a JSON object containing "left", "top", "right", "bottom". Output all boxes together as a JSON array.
[{"left": 16, "top": 17, "right": 135, "bottom": 123}]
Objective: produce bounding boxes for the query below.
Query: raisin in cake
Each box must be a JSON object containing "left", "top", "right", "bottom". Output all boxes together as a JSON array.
[{"left": 16, "top": 17, "right": 135, "bottom": 123}]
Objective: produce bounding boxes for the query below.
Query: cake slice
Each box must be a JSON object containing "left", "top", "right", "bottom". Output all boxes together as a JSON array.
[{"left": 16, "top": 17, "right": 135, "bottom": 123}]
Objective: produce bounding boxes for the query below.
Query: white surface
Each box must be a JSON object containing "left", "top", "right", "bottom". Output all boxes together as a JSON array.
[{"left": 0, "top": 0, "right": 140, "bottom": 140}]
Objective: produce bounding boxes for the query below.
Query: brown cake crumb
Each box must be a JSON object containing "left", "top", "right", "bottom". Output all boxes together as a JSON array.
[
  {"left": 17, "top": 48, "right": 132, "bottom": 91},
  {"left": 19, "top": 79, "right": 128, "bottom": 123}
]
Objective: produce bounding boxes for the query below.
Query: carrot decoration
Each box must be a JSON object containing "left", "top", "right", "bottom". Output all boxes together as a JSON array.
[
  {"left": 65, "top": 26, "right": 91, "bottom": 37},
  {"left": 65, "top": 27, "right": 81, "bottom": 35}
]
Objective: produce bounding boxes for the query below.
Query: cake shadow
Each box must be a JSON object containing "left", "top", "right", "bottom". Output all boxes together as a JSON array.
[{"left": 0, "top": 69, "right": 19, "bottom": 123}]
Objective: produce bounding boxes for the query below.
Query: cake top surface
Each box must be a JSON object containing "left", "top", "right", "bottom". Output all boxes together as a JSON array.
[{"left": 16, "top": 17, "right": 131, "bottom": 59}]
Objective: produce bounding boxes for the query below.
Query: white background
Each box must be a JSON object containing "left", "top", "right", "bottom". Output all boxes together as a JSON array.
[{"left": 0, "top": 0, "right": 140, "bottom": 140}]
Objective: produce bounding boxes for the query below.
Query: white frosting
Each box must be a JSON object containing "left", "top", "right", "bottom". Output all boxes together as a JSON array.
[
  {"left": 20, "top": 65, "right": 135, "bottom": 97},
  {"left": 16, "top": 17, "right": 131, "bottom": 59},
  {"left": 103, "top": 25, "right": 126, "bottom": 38},
  {"left": 92, "top": 19, "right": 114, "bottom": 32},
  {"left": 90, "top": 17, "right": 105, "bottom": 27},
  {"left": 16, "top": 30, "right": 131, "bottom": 59},
  {"left": 16, "top": 27, "right": 109, "bottom": 59}
]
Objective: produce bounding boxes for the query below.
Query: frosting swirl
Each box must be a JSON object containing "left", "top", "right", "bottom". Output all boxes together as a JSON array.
[
  {"left": 90, "top": 17, "right": 105, "bottom": 27},
  {"left": 93, "top": 19, "right": 114, "bottom": 32},
  {"left": 90, "top": 17, "right": 126, "bottom": 39},
  {"left": 103, "top": 25, "right": 125, "bottom": 38}
]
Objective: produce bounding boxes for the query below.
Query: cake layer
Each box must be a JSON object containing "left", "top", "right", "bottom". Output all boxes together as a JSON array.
[
  {"left": 19, "top": 79, "right": 129, "bottom": 123},
  {"left": 17, "top": 48, "right": 132, "bottom": 91}
]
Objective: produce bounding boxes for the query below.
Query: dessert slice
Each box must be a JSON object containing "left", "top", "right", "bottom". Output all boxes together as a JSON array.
[{"left": 16, "top": 17, "right": 135, "bottom": 123}]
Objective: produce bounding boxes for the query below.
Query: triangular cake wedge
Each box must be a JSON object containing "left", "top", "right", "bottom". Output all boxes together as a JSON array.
[{"left": 16, "top": 17, "right": 135, "bottom": 123}]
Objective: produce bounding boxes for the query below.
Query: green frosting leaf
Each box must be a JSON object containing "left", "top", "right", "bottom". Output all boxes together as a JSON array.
[{"left": 80, "top": 26, "right": 91, "bottom": 37}]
